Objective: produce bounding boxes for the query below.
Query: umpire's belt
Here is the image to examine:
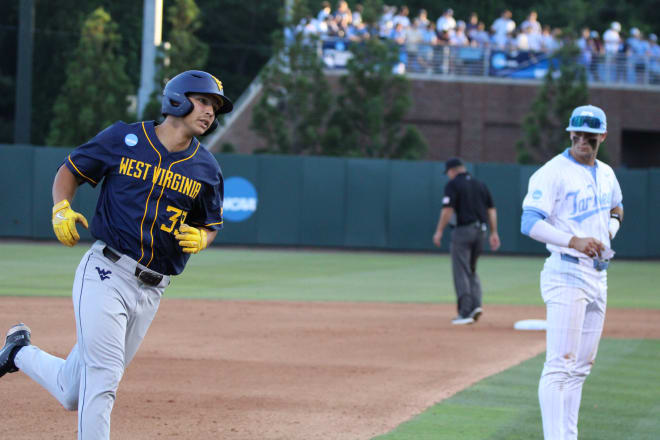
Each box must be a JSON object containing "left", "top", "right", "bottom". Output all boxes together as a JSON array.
[
  {"left": 561, "top": 253, "right": 609, "bottom": 271},
  {"left": 102, "top": 246, "right": 166, "bottom": 287}
]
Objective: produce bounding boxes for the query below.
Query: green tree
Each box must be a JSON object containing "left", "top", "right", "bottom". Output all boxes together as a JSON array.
[
  {"left": 321, "top": 38, "right": 427, "bottom": 159},
  {"left": 516, "top": 43, "right": 603, "bottom": 164},
  {"left": 250, "top": 0, "right": 332, "bottom": 155},
  {"left": 46, "top": 8, "right": 133, "bottom": 146},
  {"left": 142, "top": 0, "right": 210, "bottom": 122}
]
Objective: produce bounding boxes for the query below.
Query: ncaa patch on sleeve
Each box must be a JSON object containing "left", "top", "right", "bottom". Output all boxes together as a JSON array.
[{"left": 124, "top": 133, "right": 138, "bottom": 147}]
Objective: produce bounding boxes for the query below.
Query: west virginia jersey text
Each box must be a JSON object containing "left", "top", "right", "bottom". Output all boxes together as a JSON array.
[{"left": 119, "top": 156, "right": 202, "bottom": 198}]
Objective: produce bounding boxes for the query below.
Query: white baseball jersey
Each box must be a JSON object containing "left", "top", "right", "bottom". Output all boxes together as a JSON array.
[{"left": 522, "top": 149, "right": 623, "bottom": 258}]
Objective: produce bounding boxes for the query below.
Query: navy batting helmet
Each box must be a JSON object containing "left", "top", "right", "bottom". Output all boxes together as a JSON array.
[{"left": 161, "top": 70, "right": 233, "bottom": 135}]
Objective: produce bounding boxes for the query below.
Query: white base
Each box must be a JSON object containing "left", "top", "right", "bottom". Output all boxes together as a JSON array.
[{"left": 514, "top": 319, "right": 547, "bottom": 331}]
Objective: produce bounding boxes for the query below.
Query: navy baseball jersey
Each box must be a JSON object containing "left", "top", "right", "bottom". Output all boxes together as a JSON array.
[{"left": 64, "top": 120, "right": 223, "bottom": 275}]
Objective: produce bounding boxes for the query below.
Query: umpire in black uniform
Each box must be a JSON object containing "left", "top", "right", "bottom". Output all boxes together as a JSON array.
[{"left": 433, "top": 158, "right": 501, "bottom": 325}]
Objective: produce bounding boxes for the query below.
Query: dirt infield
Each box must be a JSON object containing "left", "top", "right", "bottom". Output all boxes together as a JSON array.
[{"left": 1, "top": 298, "right": 659, "bottom": 440}]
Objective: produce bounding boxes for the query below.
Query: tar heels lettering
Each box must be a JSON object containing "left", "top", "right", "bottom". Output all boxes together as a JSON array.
[
  {"left": 566, "top": 187, "right": 611, "bottom": 223},
  {"left": 118, "top": 156, "right": 202, "bottom": 198},
  {"left": 224, "top": 176, "right": 258, "bottom": 222}
]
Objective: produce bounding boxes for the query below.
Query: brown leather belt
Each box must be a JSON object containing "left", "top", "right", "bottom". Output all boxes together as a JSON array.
[{"left": 102, "top": 246, "right": 164, "bottom": 286}]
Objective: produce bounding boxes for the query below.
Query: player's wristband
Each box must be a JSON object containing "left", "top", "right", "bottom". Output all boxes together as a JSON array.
[{"left": 608, "top": 216, "right": 621, "bottom": 239}]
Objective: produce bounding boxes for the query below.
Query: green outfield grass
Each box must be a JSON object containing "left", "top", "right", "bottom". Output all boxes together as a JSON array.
[
  {"left": 373, "top": 339, "right": 660, "bottom": 440},
  {"left": 0, "top": 242, "right": 658, "bottom": 309}
]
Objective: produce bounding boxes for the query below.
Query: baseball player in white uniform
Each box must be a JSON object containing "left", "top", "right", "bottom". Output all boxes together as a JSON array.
[{"left": 521, "top": 105, "right": 623, "bottom": 440}]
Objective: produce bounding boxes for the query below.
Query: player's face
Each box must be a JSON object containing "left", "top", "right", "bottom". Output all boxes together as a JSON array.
[
  {"left": 569, "top": 131, "right": 606, "bottom": 165},
  {"left": 183, "top": 93, "right": 220, "bottom": 136}
]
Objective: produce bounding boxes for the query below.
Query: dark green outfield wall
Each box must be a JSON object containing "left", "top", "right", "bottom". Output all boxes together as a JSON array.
[{"left": 1, "top": 145, "right": 658, "bottom": 258}]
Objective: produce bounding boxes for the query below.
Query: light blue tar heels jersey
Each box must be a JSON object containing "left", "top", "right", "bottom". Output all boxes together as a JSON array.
[{"left": 522, "top": 149, "right": 623, "bottom": 257}]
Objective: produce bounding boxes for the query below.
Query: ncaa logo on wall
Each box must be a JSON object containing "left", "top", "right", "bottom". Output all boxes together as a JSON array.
[{"left": 224, "top": 177, "right": 258, "bottom": 222}]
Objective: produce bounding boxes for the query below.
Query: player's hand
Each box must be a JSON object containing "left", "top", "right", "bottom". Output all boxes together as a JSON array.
[
  {"left": 175, "top": 224, "right": 208, "bottom": 254},
  {"left": 568, "top": 236, "right": 605, "bottom": 258},
  {"left": 489, "top": 232, "right": 501, "bottom": 251},
  {"left": 52, "top": 199, "right": 88, "bottom": 247},
  {"left": 433, "top": 230, "right": 443, "bottom": 247}
]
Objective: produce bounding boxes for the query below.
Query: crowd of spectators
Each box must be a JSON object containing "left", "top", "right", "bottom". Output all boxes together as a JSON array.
[
  {"left": 577, "top": 22, "right": 660, "bottom": 83},
  {"left": 290, "top": 2, "right": 660, "bottom": 84}
]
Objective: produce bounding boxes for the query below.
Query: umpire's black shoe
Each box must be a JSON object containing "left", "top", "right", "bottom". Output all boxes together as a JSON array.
[
  {"left": 0, "top": 323, "right": 31, "bottom": 378},
  {"left": 469, "top": 307, "right": 483, "bottom": 322}
]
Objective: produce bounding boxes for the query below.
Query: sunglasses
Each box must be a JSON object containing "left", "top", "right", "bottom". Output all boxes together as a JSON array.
[{"left": 570, "top": 116, "right": 602, "bottom": 129}]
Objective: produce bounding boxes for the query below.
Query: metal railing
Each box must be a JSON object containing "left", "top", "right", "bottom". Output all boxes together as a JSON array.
[{"left": 320, "top": 38, "right": 660, "bottom": 87}]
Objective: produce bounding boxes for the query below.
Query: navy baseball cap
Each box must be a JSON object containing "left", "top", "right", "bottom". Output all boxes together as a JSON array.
[
  {"left": 566, "top": 105, "right": 607, "bottom": 134},
  {"left": 444, "top": 157, "right": 463, "bottom": 174}
]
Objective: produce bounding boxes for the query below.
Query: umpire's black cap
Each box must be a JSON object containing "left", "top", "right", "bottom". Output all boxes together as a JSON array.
[{"left": 444, "top": 157, "right": 463, "bottom": 174}]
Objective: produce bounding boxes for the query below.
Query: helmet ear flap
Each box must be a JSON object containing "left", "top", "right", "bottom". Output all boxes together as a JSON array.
[{"left": 162, "top": 91, "right": 193, "bottom": 117}]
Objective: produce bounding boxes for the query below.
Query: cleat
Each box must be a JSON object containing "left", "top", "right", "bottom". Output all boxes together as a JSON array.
[{"left": 0, "top": 323, "right": 31, "bottom": 378}]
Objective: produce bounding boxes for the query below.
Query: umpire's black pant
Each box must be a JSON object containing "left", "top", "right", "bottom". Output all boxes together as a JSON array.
[{"left": 450, "top": 223, "right": 487, "bottom": 318}]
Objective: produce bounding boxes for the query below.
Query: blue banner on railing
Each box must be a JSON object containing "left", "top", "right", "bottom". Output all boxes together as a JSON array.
[
  {"left": 322, "top": 39, "right": 354, "bottom": 69},
  {"left": 489, "top": 50, "right": 556, "bottom": 78}
]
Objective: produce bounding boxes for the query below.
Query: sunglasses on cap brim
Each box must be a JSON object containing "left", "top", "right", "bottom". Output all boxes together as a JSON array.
[{"left": 570, "top": 116, "right": 602, "bottom": 129}]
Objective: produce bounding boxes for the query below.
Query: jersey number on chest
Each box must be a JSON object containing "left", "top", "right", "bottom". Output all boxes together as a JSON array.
[{"left": 160, "top": 205, "right": 188, "bottom": 235}]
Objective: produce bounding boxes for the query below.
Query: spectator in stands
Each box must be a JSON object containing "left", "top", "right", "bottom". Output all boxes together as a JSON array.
[
  {"left": 436, "top": 27, "right": 451, "bottom": 46},
  {"left": 390, "top": 21, "right": 407, "bottom": 45},
  {"left": 352, "top": 4, "right": 363, "bottom": 26},
  {"left": 491, "top": 10, "right": 515, "bottom": 41},
  {"left": 491, "top": 28, "right": 511, "bottom": 50},
  {"left": 419, "top": 22, "right": 438, "bottom": 72},
  {"left": 336, "top": 11, "right": 352, "bottom": 37},
  {"left": 649, "top": 34, "right": 660, "bottom": 84},
  {"left": 466, "top": 12, "right": 479, "bottom": 38},
  {"left": 523, "top": 14, "right": 543, "bottom": 52},
  {"left": 450, "top": 20, "right": 470, "bottom": 47},
  {"left": 589, "top": 30, "right": 603, "bottom": 82},
  {"left": 405, "top": 19, "right": 425, "bottom": 72},
  {"left": 521, "top": 11, "right": 542, "bottom": 35},
  {"left": 550, "top": 28, "right": 563, "bottom": 52},
  {"left": 324, "top": 14, "right": 341, "bottom": 38},
  {"left": 540, "top": 25, "right": 561, "bottom": 53},
  {"left": 590, "top": 30, "right": 603, "bottom": 54},
  {"left": 317, "top": 1, "right": 332, "bottom": 22},
  {"left": 436, "top": 8, "right": 457, "bottom": 34},
  {"left": 378, "top": 5, "right": 396, "bottom": 39},
  {"left": 603, "top": 21, "right": 622, "bottom": 82},
  {"left": 392, "top": 5, "right": 411, "bottom": 30},
  {"left": 470, "top": 22, "right": 490, "bottom": 48},
  {"left": 415, "top": 8, "right": 430, "bottom": 28},
  {"left": 577, "top": 27, "right": 593, "bottom": 75},
  {"left": 603, "top": 21, "right": 622, "bottom": 54},
  {"left": 516, "top": 25, "right": 532, "bottom": 51},
  {"left": 627, "top": 28, "right": 649, "bottom": 83},
  {"left": 334, "top": 1, "right": 352, "bottom": 26}
]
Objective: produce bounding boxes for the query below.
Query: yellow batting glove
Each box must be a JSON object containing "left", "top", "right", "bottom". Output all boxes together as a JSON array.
[
  {"left": 175, "top": 224, "right": 208, "bottom": 254},
  {"left": 52, "top": 199, "right": 89, "bottom": 247}
]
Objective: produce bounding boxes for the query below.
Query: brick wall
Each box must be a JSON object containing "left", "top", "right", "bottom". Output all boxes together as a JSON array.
[{"left": 212, "top": 76, "right": 660, "bottom": 167}]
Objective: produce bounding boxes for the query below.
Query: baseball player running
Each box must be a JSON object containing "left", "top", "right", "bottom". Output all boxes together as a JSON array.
[
  {"left": 0, "top": 70, "right": 232, "bottom": 439},
  {"left": 521, "top": 105, "right": 623, "bottom": 440}
]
